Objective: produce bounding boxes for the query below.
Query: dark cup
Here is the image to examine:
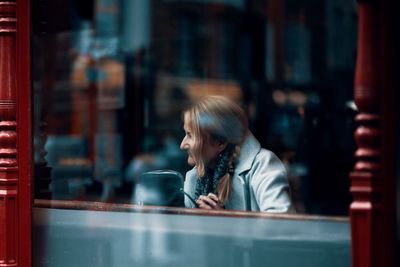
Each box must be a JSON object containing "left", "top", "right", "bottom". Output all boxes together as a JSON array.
[{"left": 133, "top": 169, "right": 184, "bottom": 207}]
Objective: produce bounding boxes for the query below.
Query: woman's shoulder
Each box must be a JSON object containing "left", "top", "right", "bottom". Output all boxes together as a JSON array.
[
  {"left": 253, "top": 148, "right": 286, "bottom": 172},
  {"left": 236, "top": 133, "right": 285, "bottom": 174},
  {"left": 256, "top": 148, "right": 280, "bottom": 161},
  {"left": 184, "top": 167, "right": 198, "bottom": 181}
]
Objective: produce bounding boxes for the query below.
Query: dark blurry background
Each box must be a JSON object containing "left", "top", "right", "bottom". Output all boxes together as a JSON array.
[{"left": 32, "top": 0, "right": 358, "bottom": 216}]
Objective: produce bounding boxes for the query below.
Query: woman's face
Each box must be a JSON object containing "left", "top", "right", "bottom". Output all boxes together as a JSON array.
[{"left": 180, "top": 114, "right": 223, "bottom": 167}]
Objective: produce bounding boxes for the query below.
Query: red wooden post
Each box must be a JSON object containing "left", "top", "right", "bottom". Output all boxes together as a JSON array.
[
  {"left": 350, "top": 0, "right": 395, "bottom": 266},
  {"left": 17, "top": 0, "right": 32, "bottom": 266},
  {"left": 0, "top": 1, "right": 31, "bottom": 266},
  {"left": 0, "top": 1, "right": 19, "bottom": 266}
]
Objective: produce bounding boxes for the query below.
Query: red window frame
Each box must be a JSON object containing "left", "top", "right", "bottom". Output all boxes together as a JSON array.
[{"left": 0, "top": 0, "right": 397, "bottom": 266}]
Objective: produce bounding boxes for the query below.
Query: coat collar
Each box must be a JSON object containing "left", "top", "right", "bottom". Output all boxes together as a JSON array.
[{"left": 235, "top": 131, "right": 261, "bottom": 174}]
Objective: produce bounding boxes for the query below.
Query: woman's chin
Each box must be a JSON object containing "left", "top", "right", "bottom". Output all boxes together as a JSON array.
[{"left": 187, "top": 157, "right": 196, "bottom": 166}]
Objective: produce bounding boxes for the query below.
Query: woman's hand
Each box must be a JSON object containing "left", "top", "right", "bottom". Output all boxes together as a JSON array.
[{"left": 196, "top": 193, "right": 224, "bottom": 210}]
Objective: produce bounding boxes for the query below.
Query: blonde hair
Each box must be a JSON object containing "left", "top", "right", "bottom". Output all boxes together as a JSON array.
[{"left": 183, "top": 95, "right": 248, "bottom": 203}]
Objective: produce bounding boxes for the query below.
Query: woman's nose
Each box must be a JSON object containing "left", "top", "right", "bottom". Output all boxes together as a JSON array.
[{"left": 180, "top": 138, "right": 188, "bottom": 150}]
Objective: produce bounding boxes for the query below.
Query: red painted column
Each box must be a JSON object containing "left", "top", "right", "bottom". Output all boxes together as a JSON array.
[
  {"left": 17, "top": 0, "right": 32, "bottom": 266},
  {"left": 350, "top": 0, "right": 395, "bottom": 266},
  {"left": 0, "top": 1, "right": 18, "bottom": 267}
]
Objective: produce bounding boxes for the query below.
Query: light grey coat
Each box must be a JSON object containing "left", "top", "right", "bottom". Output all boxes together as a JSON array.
[{"left": 184, "top": 132, "right": 292, "bottom": 212}]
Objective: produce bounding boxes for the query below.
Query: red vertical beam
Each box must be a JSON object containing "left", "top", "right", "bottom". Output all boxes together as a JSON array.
[
  {"left": 350, "top": 0, "right": 395, "bottom": 266},
  {"left": 378, "top": 0, "right": 396, "bottom": 265},
  {"left": 17, "top": 0, "right": 31, "bottom": 266},
  {"left": 0, "top": 1, "right": 19, "bottom": 267}
]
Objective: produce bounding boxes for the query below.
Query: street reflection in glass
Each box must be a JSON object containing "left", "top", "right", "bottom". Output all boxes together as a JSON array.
[{"left": 33, "top": 0, "right": 357, "bottom": 216}]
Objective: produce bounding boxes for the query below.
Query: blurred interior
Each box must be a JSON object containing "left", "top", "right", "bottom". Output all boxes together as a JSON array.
[{"left": 32, "top": 0, "right": 358, "bottom": 216}]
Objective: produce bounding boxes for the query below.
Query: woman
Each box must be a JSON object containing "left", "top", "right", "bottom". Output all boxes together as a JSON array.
[{"left": 180, "top": 95, "right": 292, "bottom": 212}]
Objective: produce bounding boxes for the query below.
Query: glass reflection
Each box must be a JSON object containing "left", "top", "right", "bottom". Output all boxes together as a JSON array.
[{"left": 32, "top": 0, "right": 357, "bottom": 215}]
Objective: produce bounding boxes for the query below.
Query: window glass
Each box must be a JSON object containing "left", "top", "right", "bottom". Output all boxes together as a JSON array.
[{"left": 33, "top": 0, "right": 358, "bottom": 215}]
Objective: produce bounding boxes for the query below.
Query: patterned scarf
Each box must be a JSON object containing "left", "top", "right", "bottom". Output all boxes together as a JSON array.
[{"left": 194, "top": 143, "right": 236, "bottom": 201}]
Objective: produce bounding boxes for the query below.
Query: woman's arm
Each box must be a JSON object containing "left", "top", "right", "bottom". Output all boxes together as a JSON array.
[
  {"left": 249, "top": 150, "right": 292, "bottom": 213},
  {"left": 183, "top": 168, "right": 198, "bottom": 208}
]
